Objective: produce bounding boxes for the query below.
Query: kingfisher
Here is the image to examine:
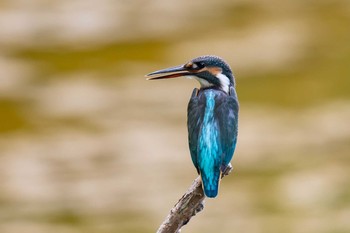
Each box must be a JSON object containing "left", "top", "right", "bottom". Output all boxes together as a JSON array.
[{"left": 146, "top": 55, "right": 239, "bottom": 198}]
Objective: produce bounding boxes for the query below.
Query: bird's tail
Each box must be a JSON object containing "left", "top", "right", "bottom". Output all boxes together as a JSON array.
[{"left": 201, "top": 170, "right": 221, "bottom": 198}]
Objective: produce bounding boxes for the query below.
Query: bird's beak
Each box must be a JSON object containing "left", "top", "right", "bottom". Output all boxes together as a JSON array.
[{"left": 146, "top": 65, "right": 191, "bottom": 80}]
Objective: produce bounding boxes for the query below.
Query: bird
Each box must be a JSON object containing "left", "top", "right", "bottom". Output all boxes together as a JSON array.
[{"left": 146, "top": 55, "right": 239, "bottom": 198}]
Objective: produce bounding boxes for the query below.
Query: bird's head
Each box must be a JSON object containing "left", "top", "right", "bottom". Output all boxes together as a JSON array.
[{"left": 146, "top": 55, "right": 235, "bottom": 93}]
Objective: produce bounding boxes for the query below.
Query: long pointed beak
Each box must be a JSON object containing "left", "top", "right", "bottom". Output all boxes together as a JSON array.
[{"left": 146, "top": 65, "right": 191, "bottom": 80}]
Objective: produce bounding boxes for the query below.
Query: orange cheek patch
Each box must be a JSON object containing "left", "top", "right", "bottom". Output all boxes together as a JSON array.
[
  {"left": 208, "top": 67, "right": 222, "bottom": 75},
  {"left": 199, "top": 67, "right": 222, "bottom": 75}
]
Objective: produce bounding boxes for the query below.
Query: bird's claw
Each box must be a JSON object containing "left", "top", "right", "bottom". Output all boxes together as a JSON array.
[{"left": 221, "top": 163, "right": 233, "bottom": 178}]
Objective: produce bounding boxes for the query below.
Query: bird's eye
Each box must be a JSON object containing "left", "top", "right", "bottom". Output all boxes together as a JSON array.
[{"left": 196, "top": 62, "right": 205, "bottom": 69}]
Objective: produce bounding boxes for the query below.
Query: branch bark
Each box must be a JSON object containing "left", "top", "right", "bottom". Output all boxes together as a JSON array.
[{"left": 156, "top": 164, "right": 233, "bottom": 233}]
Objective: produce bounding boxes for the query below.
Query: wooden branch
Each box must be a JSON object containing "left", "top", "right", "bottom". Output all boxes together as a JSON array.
[{"left": 156, "top": 164, "right": 233, "bottom": 233}]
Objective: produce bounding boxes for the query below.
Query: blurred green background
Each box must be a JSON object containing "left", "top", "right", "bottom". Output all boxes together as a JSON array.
[{"left": 0, "top": 0, "right": 349, "bottom": 233}]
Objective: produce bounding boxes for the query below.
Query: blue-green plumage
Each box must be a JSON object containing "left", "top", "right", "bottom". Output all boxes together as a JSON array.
[
  {"left": 147, "top": 55, "right": 239, "bottom": 198},
  {"left": 188, "top": 87, "right": 238, "bottom": 197}
]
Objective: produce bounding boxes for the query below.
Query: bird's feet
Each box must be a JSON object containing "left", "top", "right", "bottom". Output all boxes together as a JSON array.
[{"left": 221, "top": 163, "right": 233, "bottom": 178}]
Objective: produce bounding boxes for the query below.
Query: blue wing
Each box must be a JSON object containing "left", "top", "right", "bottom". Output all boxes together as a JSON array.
[
  {"left": 187, "top": 88, "right": 203, "bottom": 173},
  {"left": 216, "top": 86, "right": 239, "bottom": 167}
]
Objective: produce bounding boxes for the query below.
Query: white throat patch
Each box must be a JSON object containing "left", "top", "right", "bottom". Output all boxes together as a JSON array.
[
  {"left": 187, "top": 75, "right": 214, "bottom": 89},
  {"left": 195, "top": 77, "right": 214, "bottom": 89}
]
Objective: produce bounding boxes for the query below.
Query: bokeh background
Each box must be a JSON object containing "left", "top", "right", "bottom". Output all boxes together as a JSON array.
[{"left": 0, "top": 0, "right": 349, "bottom": 233}]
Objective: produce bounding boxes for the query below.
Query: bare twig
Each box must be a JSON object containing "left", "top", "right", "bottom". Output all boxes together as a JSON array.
[{"left": 156, "top": 164, "right": 233, "bottom": 233}]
